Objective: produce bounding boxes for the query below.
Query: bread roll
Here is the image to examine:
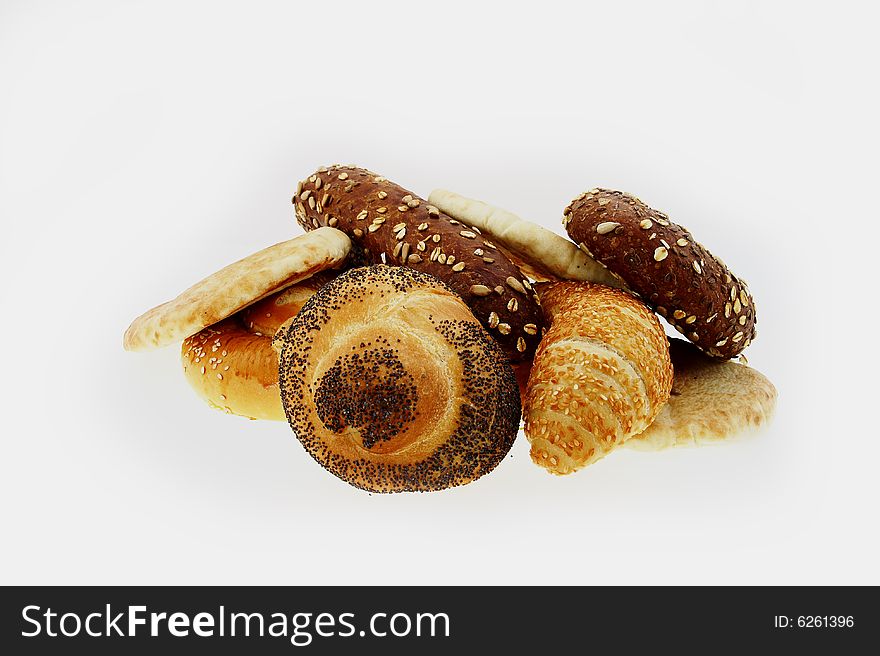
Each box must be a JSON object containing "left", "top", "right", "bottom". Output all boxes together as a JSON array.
[
  {"left": 274, "top": 265, "right": 521, "bottom": 493},
  {"left": 627, "top": 338, "right": 777, "bottom": 449},
  {"left": 428, "top": 188, "right": 622, "bottom": 287},
  {"left": 124, "top": 227, "right": 350, "bottom": 351},
  {"left": 563, "top": 189, "right": 756, "bottom": 359},
  {"left": 524, "top": 282, "right": 673, "bottom": 474},
  {"left": 292, "top": 166, "right": 543, "bottom": 361},
  {"left": 181, "top": 274, "right": 334, "bottom": 420}
]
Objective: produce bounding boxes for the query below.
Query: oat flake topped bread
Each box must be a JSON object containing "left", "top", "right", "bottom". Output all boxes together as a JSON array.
[
  {"left": 563, "top": 189, "right": 756, "bottom": 359},
  {"left": 292, "top": 165, "right": 544, "bottom": 362}
]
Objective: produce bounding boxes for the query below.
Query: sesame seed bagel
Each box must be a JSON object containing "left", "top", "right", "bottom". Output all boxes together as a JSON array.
[
  {"left": 563, "top": 190, "right": 756, "bottom": 359},
  {"left": 274, "top": 265, "right": 521, "bottom": 493},
  {"left": 181, "top": 274, "right": 335, "bottom": 420},
  {"left": 292, "top": 166, "right": 543, "bottom": 362},
  {"left": 124, "top": 227, "right": 351, "bottom": 351},
  {"left": 524, "top": 281, "right": 673, "bottom": 474},
  {"left": 626, "top": 338, "right": 777, "bottom": 450}
]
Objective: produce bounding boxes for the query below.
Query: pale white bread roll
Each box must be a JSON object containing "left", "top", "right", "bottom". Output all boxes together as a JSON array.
[
  {"left": 124, "top": 227, "right": 350, "bottom": 351},
  {"left": 627, "top": 338, "right": 777, "bottom": 450},
  {"left": 525, "top": 282, "right": 673, "bottom": 474},
  {"left": 428, "top": 189, "right": 623, "bottom": 287}
]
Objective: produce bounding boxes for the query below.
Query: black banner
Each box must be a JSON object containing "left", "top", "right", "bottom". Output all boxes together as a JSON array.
[{"left": 0, "top": 586, "right": 871, "bottom": 653}]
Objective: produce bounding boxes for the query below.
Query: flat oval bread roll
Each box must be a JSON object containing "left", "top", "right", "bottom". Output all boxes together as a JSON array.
[
  {"left": 626, "top": 338, "right": 777, "bottom": 450},
  {"left": 428, "top": 189, "right": 623, "bottom": 287},
  {"left": 124, "top": 227, "right": 350, "bottom": 351}
]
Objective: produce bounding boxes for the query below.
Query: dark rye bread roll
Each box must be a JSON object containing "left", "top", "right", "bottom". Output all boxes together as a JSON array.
[
  {"left": 274, "top": 265, "right": 521, "bottom": 493},
  {"left": 564, "top": 189, "right": 756, "bottom": 359},
  {"left": 293, "top": 165, "right": 543, "bottom": 361}
]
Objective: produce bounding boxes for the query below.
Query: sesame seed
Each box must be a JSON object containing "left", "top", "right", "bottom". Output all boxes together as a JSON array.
[
  {"left": 517, "top": 337, "right": 527, "bottom": 352},
  {"left": 219, "top": 394, "right": 226, "bottom": 401},
  {"left": 470, "top": 284, "right": 491, "bottom": 296},
  {"left": 524, "top": 323, "right": 538, "bottom": 335},
  {"left": 216, "top": 373, "right": 223, "bottom": 380},
  {"left": 497, "top": 322, "right": 511, "bottom": 335},
  {"left": 506, "top": 276, "right": 526, "bottom": 293},
  {"left": 596, "top": 221, "right": 620, "bottom": 234},
  {"left": 654, "top": 246, "right": 668, "bottom": 261},
  {"left": 488, "top": 312, "right": 499, "bottom": 328},
  {"left": 452, "top": 261, "right": 466, "bottom": 272},
  {"left": 640, "top": 219, "right": 652, "bottom": 229},
  {"left": 200, "top": 366, "right": 206, "bottom": 375}
]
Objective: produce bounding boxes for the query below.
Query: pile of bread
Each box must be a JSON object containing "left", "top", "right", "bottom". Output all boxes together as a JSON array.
[{"left": 125, "top": 165, "right": 776, "bottom": 493}]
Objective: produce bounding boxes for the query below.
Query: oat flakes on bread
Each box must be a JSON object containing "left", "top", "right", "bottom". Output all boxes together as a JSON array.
[
  {"left": 292, "top": 166, "right": 543, "bottom": 361},
  {"left": 563, "top": 189, "right": 756, "bottom": 359}
]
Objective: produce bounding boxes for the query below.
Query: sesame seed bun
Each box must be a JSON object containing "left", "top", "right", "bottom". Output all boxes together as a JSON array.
[
  {"left": 563, "top": 189, "right": 756, "bottom": 359},
  {"left": 124, "top": 227, "right": 351, "bottom": 351},
  {"left": 274, "top": 265, "right": 521, "bottom": 493},
  {"left": 180, "top": 274, "right": 335, "bottom": 420},
  {"left": 525, "top": 281, "right": 673, "bottom": 474},
  {"left": 626, "top": 338, "right": 777, "bottom": 450}
]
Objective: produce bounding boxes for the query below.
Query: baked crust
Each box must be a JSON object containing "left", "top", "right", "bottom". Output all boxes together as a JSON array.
[
  {"left": 124, "top": 227, "right": 350, "bottom": 351},
  {"left": 275, "top": 265, "right": 521, "bottom": 493},
  {"left": 564, "top": 189, "right": 756, "bottom": 359},
  {"left": 524, "top": 281, "right": 673, "bottom": 474},
  {"left": 627, "top": 338, "right": 777, "bottom": 449},
  {"left": 293, "top": 166, "right": 543, "bottom": 361}
]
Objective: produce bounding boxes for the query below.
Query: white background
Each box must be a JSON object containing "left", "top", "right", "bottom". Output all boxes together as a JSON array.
[{"left": 1, "top": 0, "right": 877, "bottom": 585}]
